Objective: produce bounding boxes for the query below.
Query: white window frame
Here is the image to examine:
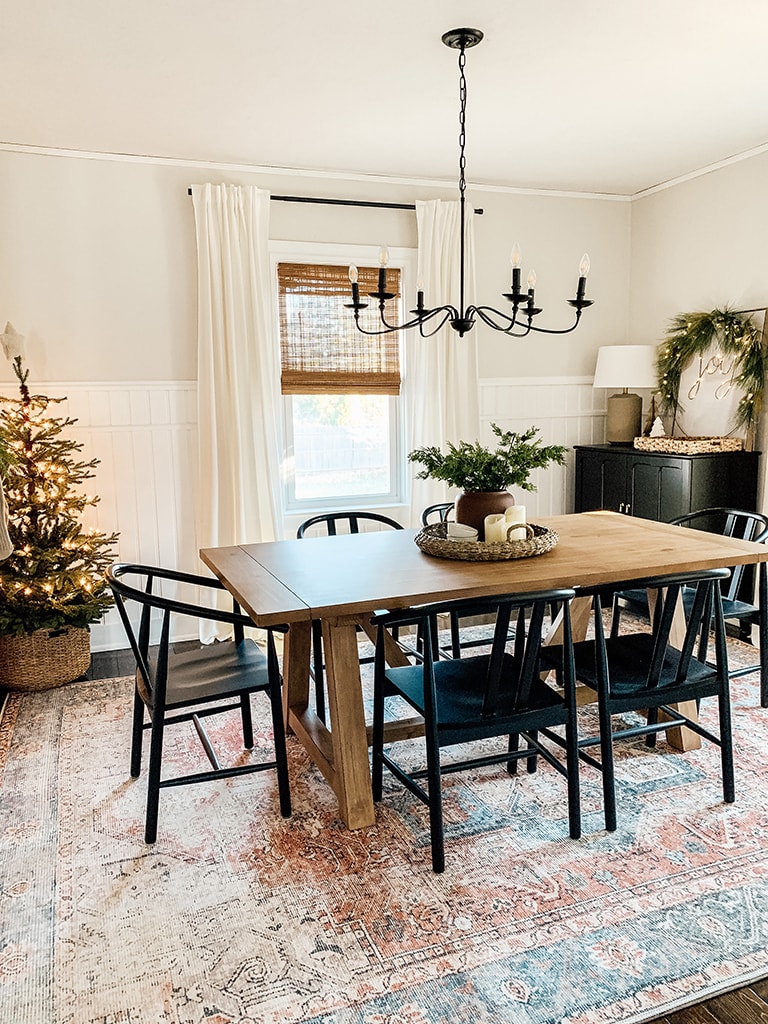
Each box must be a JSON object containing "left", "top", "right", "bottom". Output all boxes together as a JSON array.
[{"left": 270, "top": 240, "right": 415, "bottom": 516}]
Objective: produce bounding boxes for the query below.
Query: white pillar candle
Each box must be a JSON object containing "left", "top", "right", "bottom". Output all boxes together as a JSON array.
[
  {"left": 504, "top": 505, "right": 527, "bottom": 541},
  {"left": 483, "top": 513, "right": 508, "bottom": 543}
]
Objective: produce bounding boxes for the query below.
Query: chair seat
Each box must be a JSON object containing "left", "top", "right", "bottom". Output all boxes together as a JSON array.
[
  {"left": 616, "top": 586, "right": 760, "bottom": 625},
  {"left": 569, "top": 633, "right": 720, "bottom": 703},
  {"left": 156, "top": 639, "right": 272, "bottom": 709},
  {"left": 387, "top": 652, "right": 565, "bottom": 731}
]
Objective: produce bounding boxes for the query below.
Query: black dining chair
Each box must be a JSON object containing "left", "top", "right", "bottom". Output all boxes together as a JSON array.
[
  {"left": 610, "top": 508, "right": 768, "bottom": 706},
  {"left": 107, "top": 562, "right": 292, "bottom": 843},
  {"left": 371, "top": 587, "right": 581, "bottom": 872},
  {"left": 421, "top": 502, "right": 455, "bottom": 525},
  {"left": 296, "top": 511, "right": 405, "bottom": 722},
  {"left": 550, "top": 567, "right": 733, "bottom": 833}
]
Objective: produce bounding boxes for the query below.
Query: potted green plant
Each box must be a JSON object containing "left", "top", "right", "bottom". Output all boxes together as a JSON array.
[{"left": 409, "top": 424, "right": 567, "bottom": 537}]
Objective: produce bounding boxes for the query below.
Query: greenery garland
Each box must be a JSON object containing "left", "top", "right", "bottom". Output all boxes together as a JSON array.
[{"left": 657, "top": 308, "right": 765, "bottom": 433}]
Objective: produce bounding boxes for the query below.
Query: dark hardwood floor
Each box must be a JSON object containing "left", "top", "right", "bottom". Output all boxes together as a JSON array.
[
  {"left": 648, "top": 978, "right": 768, "bottom": 1022},
  {"left": 4, "top": 648, "right": 768, "bottom": 1022}
]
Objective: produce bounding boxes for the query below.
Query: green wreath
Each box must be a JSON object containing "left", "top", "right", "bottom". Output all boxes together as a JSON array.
[{"left": 657, "top": 308, "right": 765, "bottom": 433}]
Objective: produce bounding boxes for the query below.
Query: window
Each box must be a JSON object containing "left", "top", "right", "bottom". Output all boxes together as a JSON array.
[{"left": 274, "top": 249, "right": 409, "bottom": 512}]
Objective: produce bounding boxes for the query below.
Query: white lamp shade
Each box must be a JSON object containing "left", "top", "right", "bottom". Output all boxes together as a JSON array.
[{"left": 593, "top": 345, "right": 658, "bottom": 390}]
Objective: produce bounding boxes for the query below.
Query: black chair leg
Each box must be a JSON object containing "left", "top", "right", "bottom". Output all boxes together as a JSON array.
[
  {"left": 130, "top": 685, "right": 145, "bottom": 778},
  {"left": 597, "top": 704, "right": 617, "bottom": 832},
  {"left": 424, "top": 731, "right": 445, "bottom": 873},
  {"left": 564, "top": 722, "right": 581, "bottom": 840},
  {"left": 718, "top": 688, "right": 736, "bottom": 804},
  {"left": 240, "top": 693, "right": 254, "bottom": 749},
  {"left": 371, "top": 672, "right": 386, "bottom": 804},
  {"left": 506, "top": 733, "right": 520, "bottom": 775},
  {"left": 644, "top": 708, "right": 658, "bottom": 747},
  {"left": 145, "top": 714, "right": 166, "bottom": 844}
]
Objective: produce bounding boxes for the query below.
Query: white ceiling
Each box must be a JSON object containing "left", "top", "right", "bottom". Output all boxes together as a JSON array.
[{"left": 4, "top": 0, "right": 768, "bottom": 196}]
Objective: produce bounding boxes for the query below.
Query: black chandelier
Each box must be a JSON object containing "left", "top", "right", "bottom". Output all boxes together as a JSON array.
[{"left": 346, "top": 27, "right": 593, "bottom": 339}]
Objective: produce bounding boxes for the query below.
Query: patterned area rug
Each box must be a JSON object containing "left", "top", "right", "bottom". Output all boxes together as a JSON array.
[{"left": 1, "top": 634, "right": 768, "bottom": 1024}]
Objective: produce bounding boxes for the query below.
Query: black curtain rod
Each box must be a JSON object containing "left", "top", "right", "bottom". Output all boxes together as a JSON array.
[{"left": 186, "top": 188, "right": 483, "bottom": 214}]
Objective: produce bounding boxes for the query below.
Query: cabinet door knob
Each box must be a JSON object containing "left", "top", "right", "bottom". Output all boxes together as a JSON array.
[
  {"left": 618, "top": 502, "right": 625, "bottom": 513},
  {"left": 625, "top": 504, "right": 631, "bottom": 515}
]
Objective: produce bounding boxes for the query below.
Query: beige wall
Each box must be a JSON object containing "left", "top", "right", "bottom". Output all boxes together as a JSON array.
[
  {"left": 0, "top": 147, "right": 629, "bottom": 384},
  {"left": 629, "top": 150, "right": 768, "bottom": 347}
]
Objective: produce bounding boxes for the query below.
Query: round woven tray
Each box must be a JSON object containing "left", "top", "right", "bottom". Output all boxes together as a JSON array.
[{"left": 414, "top": 522, "right": 558, "bottom": 562}]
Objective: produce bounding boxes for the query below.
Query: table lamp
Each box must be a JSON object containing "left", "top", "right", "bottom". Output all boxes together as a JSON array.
[{"left": 593, "top": 345, "right": 658, "bottom": 443}]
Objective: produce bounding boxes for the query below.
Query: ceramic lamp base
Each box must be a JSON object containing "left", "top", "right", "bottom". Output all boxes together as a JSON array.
[{"left": 606, "top": 391, "right": 642, "bottom": 444}]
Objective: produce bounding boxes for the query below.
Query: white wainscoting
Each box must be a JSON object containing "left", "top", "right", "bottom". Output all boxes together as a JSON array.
[
  {"left": 479, "top": 376, "right": 606, "bottom": 518},
  {"left": 37, "top": 377, "right": 607, "bottom": 651},
  {"left": 40, "top": 382, "right": 199, "bottom": 651}
]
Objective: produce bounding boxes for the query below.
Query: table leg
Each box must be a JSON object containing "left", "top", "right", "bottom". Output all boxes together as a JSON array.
[
  {"left": 282, "top": 616, "right": 374, "bottom": 827},
  {"left": 322, "top": 616, "right": 377, "bottom": 828},
  {"left": 282, "top": 614, "right": 425, "bottom": 829}
]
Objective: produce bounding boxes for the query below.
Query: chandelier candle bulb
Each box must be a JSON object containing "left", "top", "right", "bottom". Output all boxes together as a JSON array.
[
  {"left": 348, "top": 264, "right": 359, "bottom": 305},
  {"left": 576, "top": 254, "right": 590, "bottom": 301},
  {"left": 377, "top": 247, "right": 389, "bottom": 295},
  {"left": 510, "top": 243, "right": 522, "bottom": 292}
]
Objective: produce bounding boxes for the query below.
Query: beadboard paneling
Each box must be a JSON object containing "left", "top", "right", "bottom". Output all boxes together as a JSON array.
[
  {"left": 38, "top": 382, "right": 199, "bottom": 652},
  {"left": 479, "top": 376, "right": 606, "bottom": 518}
]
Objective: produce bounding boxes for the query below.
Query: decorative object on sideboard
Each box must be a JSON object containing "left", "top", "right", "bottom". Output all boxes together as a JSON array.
[
  {"left": 408, "top": 424, "right": 567, "bottom": 539},
  {"left": 657, "top": 307, "right": 767, "bottom": 448},
  {"left": 345, "top": 27, "right": 593, "bottom": 340},
  {"left": 592, "top": 345, "right": 658, "bottom": 444},
  {"left": 634, "top": 435, "right": 744, "bottom": 454},
  {"left": 0, "top": 339, "right": 118, "bottom": 689}
]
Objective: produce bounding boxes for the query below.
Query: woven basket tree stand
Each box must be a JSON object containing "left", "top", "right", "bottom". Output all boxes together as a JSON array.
[{"left": 0, "top": 626, "right": 91, "bottom": 691}]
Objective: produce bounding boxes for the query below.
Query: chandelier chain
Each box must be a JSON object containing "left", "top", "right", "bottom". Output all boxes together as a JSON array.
[
  {"left": 344, "top": 26, "right": 593, "bottom": 338},
  {"left": 458, "top": 46, "right": 467, "bottom": 198}
]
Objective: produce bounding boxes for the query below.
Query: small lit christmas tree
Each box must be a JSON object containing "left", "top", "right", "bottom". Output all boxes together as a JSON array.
[{"left": 0, "top": 329, "right": 118, "bottom": 637}]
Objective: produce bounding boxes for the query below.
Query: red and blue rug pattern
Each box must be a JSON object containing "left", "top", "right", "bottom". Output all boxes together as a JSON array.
[{"left": 1, "top": 634, "right": 767, "bottom": 1023}]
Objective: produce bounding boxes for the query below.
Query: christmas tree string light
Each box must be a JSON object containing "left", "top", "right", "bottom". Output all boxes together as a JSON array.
[{"left": 0, "top": 339, "right": 118, "bottom": 636}]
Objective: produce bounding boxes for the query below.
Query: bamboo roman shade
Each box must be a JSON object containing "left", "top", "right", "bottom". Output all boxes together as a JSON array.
[{"left": 278, "top": 263, "right": 402, "bottom": 395}]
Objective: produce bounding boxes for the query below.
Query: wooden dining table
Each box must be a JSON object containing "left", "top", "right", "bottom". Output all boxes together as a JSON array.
[{"left": 200, "top": 511, "right": 768, "bottom": 829}]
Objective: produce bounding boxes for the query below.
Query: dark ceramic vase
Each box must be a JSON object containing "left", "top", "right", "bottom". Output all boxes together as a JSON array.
[{"left": 454, "top": 490, "right": 516, "bottom": 540}]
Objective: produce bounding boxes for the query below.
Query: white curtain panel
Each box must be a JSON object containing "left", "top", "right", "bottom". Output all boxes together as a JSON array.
[
  {"left": 191, "top": 184, "right": 282, "bottom": 638},
  {"left": 407, "top": 200, "right": 481, "bottom": 524}
]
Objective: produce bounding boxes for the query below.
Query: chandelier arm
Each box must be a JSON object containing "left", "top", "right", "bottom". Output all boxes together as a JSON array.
[
  {"left": 349, "top": 305, "right": 456, "bottom": 337},
  {"left": 473, "top": 305, "right": 526, "bottom": 333},
  {"left": 419, "top": 308, "right": 458, "bottom": 337},
  {"left": 523, "top": 311, "right": 585, "bottom": 336},
  {"left": 381, "top": 304, "right": 457, "bottom": 333}
]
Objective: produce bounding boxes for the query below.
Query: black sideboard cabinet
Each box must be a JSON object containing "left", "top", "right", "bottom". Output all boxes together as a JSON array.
[{"left": 573, "top": 444, "right": 760, "bottom": 522}]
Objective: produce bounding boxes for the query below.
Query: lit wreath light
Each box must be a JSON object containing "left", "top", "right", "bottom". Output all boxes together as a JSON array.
[{"left": 657, "top": 308, "right": 766, "bottom": 434}]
